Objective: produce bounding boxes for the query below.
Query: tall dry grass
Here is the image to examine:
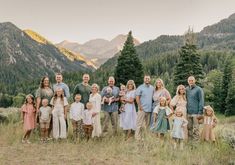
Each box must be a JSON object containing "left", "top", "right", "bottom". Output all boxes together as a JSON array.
[{"left": 0, "top": 108, "right": 234, "bottom": 165}]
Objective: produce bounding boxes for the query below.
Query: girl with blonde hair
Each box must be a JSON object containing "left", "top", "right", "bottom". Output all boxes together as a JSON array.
[{"left": 201, "top": 105, "right": 217, "bottom": 142}]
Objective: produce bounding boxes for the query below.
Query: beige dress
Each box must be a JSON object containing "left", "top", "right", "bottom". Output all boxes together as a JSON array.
[{"left": 201, "top": 116, "right": 217, "bottom": 141}]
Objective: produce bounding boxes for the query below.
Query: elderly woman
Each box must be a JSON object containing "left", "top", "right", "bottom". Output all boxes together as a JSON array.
[
  {"left": 120, "top": 80, "right": 137, "bottom": 141},
  {"left": 151, "top": 78, "right": 171, "bottom": 127},
  {"left": 170, "top": 85, "right": 188, "bottom": 139},
  {"left": 89, "top": 83, "right": 102, "bottom": 138}
]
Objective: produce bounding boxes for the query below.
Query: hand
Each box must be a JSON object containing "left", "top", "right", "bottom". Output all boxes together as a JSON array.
[
  {"left": 197, "top": 115, "right": 203, "bottom": 120},
  {"left": 92, "top": 112, "right": 97, "bottom": 117},
  {"left": 138, "top": 106, "right": 143, "bottom": 111}
]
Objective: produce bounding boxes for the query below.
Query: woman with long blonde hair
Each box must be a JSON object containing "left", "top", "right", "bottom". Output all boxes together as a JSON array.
[
  {"left": 170, "top": 84, "right": 188, "bottom": 139},
  {"left": 120, "top": 80, "right": 137, "bottom": 140}
]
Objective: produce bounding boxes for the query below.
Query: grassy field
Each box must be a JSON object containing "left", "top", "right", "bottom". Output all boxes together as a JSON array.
[{"left": 0, "top": 108, "right": 234, "bottom": 165}]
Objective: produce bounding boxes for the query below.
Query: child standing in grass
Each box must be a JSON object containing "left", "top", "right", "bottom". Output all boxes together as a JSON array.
[
  {"left": 201, "top": 105, "right": 217, "bottom": 142},
  {"left": 21, "top": 94, "right": 36, "bottom": 144},
  {"left": 39, "top": 98, "right": 52, "bottom": 142},
  {"left": 50, "top": 87, "right": 68, "bottom": 139},
  {"left": 151, "top": 97, "right": 172, "bottom": 141},
  {"left": 83, "top": 102, "right": 95, "bottom": 141},
  {"left": 172, "top": 107, "right": 188, "bottom": 150},
  {"left": 70, "top": 94, "right": 85, "bottom": 141}
]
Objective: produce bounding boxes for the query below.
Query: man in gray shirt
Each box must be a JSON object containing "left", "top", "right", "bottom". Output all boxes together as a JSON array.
[
  {"left": 101, "top": 76, "right": 120, "bottom": 135},
  {"left": 186, "top": 76, "right": 204, "bottom": 141},
  {"left": 135, "top": 75, "right": 154, "bottom": 141}
]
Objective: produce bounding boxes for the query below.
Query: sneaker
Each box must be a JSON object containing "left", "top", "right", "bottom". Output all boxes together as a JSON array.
[
  {"left": 26, "top": 140, "right": 31, "bottom": 144},
  {"left": 21, "top": 139, "right": 26, "bottom": 143}
]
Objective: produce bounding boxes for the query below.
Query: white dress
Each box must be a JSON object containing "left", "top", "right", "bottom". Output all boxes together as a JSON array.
[
  {"left": 120, "top": 90, "right": 137, "bottom": 130},
  {"left": 89, "top": 93, "right": 102, "bottom": 137}
]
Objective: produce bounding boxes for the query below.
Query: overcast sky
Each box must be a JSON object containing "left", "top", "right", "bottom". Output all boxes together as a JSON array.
[{"left": 0, "top": 0, "right": 235, "bottom": 44}]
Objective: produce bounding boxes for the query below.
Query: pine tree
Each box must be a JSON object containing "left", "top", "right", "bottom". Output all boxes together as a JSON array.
[
  {"left": 221, "top": 58, "right": 233, "bottom": 114},
  {"left": 225, "top": 80, "right": 235, "bottom": 116},
  {"left": 114, "top": 31, "right": 144, "bottom": 87},
  {"left": 173, "top": 28, "right": 203, "bottom": 86}
]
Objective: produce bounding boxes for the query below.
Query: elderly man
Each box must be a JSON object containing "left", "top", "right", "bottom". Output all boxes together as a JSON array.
[
  {"left": 101, "top": 76, "right": 120, "bottom": 135},
  {"left": 186, "top": 76, "right": 204, "bottom": 141}
]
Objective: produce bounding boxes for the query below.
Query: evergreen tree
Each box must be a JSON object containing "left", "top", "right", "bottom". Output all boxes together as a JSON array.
[
  {"left": 220, "top": 58, "right": 233, "bottom": 114},
  {"left": 225, "top": 79, "right": 235, "bottom": 116},
  {"left": 114, "top": 31, "right": 144, "bottom": 86},
  {"left": 173, "top": 28, "right": 203, "bottom": 86}
]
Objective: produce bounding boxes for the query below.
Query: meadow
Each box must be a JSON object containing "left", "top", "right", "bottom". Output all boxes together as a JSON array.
[{"left": 0, "top": 108, "right": 234, "bottom": 165}]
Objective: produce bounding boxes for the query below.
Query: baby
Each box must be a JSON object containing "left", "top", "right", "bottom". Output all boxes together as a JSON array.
[
  {"left": 101, "top": 86, "right": 114, "bottom": 105},
  {"left": 119, "top": 84, "right": 126, "bottom": 113}
]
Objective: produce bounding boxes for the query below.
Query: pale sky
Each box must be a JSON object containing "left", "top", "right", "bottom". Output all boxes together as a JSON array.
[{"left": 0, "top": 0, "right": 235, "bottom": 44}]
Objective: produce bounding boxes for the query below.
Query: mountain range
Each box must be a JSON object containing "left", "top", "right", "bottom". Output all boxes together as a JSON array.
[
  {"left": 93, "top": 12, "right": 235, "bottom": 86},
  {"left": 0, "top": 22, "right": 96, "bottom": 85},
  {"left": 56, "top": 35, "right": 140, "bottom": 67}
]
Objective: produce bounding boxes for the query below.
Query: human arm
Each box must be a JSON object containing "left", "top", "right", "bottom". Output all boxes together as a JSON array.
[
  {"left": 64, "top": 84, "right": 70, "bottom": 99},
  {"left": 198, "top": 87, "right": 204, "bottom": 115}
]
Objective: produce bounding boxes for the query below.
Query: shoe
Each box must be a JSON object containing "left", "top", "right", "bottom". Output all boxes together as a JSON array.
[
  {"left": 21, "top": 139, "right": 26, "bottom": 143},
  {"left": 26, "top": 140, "right": 31, "bottom": 144}
]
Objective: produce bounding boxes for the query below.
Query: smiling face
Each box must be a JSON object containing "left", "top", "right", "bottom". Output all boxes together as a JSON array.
[
  {"left": 108, "top": 77, "right": 115, "bottom": 87},
  {"left": 156, "top": 80, "right": 162, "bottom": 89},
  {"left": 91, "top": 84, "right": 98, "bottom": 94},
  {"left": 56, "top": 88, "right": 63, "bottom": 97},
  {"left": 26, "top": 96, "right": 33, "bottom": 104},
  {"left": 176, "top": 110, "right": 183, "bottom": 117},
  {"left": 42, "top": 99, "right": 48, "bottom": 107},
  {"left": 206, "top": 109, "right": 213, "bottom": 116},
  {"left": 188, "top": 76, "right": 196, "bottom": 86},
  {"left": 83, "top": 74, "right": 90, "bottom": 84},
  {"left": 56, "top": 74, "right": 63, "bottom": 83},
  {"left": 43, "top": 77, "right": 50, "bottom": 87},
  {"left": 86, "top": 102, "right": 93, "bottom": 110},
  {"left": 75, "top": 95, "right": 81, "bottom": 102},
  {"left": 144, "top": 76, "right": 151, "bottom": 85},
  {"left": 159, "top": 97, "right": 166, "bottom": 106},
  {"left": 178, "top": 85, "right": 185, "bottom": 95}
]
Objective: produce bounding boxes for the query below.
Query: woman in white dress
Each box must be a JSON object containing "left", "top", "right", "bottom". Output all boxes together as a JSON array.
[
  {"left": 89, "top": 83, "right": 102, "bottom": 138},
  {"left": 120, "top": 80, "right": 137, "bottom": 140},
  {"left": 170, "top": 84, "right": 188, "bottom": 139}
]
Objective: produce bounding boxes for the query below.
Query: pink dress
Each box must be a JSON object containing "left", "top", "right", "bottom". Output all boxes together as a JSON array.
[{"left": 21, "top": 104, "right": 36, "bottom": 131}]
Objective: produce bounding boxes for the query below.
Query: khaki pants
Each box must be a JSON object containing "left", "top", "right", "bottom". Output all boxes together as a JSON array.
[
  {"left": 135, "top": 111, "right": 151, "bottom": 140},
  {"left": 187, "top": 115, "right": 199, "bottom": 141},
  {"left": 103, "top": 111, "right": 118, "bottom": 135}
]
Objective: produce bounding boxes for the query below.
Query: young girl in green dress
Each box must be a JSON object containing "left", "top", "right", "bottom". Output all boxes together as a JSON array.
[{"left": 151, "top": 97, "right": 172, "bottom": 141}]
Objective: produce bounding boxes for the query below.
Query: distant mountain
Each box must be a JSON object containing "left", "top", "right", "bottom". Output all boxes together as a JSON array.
[
  {"left": 56, "top": 34, "right": 140, "bottom": 67},
  {"left": 0, "top": 22, "right": 95, "bottom": 85},
  {"left": 24, "top": 29, "right": 97, "bottom": 69},
  {"left": 93, "top": 12, "right": 235, "bottom": 86}
]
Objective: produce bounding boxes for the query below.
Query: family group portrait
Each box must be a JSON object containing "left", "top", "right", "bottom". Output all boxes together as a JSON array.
[{"left": 0, "top": 0, "right": 235, "bottom": 164}]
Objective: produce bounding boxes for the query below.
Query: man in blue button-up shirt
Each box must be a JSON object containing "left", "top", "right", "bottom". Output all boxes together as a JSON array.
[
  {"left": 101, "top": 76, "right": 120, "bottom": 135},
  {"left": 186, "top": 76, "right": 204, "bottom": 141},
  {"left": 135, "top": 75, "right": 154, "bottom": 141}
]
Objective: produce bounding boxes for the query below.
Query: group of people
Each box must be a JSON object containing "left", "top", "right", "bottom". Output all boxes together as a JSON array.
[{"left": 21, "top": 73, "right": 218, "bottom": 149}]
